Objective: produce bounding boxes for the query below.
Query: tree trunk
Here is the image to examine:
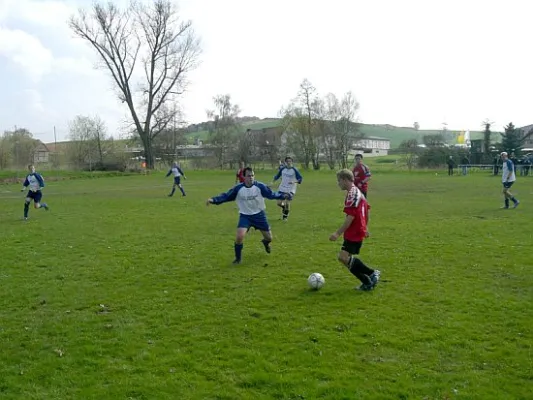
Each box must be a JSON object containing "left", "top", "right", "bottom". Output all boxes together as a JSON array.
[{"left": 141, "top": 133, "right": 154, "bottom": 169}]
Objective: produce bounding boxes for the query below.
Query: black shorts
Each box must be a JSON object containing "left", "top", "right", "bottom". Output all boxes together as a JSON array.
[
  {"left": 26, "top": 190, "right": 43, "bottom": 203},
  {"left": 503, "top": 181, "right": 514, "bottom": 189},
  {"left": 341, "top": 239, "right": 362, "bottom": 255}
]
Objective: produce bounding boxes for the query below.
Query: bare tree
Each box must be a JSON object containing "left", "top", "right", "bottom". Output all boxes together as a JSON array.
[
  {"left": 413, "top": 121, "right": 420, "bottom": 131},
  {"left": 2, "top": 129, "right": 38, "bottom": 168},
  {"left": 67, "top": 115, "right": 111, "bottom": 169},
  {"left": 281, "top": 79, "right": 320, "bottom": 169},
  {"left": 235, "top": 128, "right": 255, "bottom": 165},
  {"left": 69, "top": 0, "right": 201, "bottom": 169},
  {"left": 399, "top": 139, "right": 419, "bottom": 171},
  {"left": 206, "top": 94, "right": 241, "bottom": 168},
  {"left": 335, "top": 92, "right": 361, "bottom": 168},
  {"left": 0, "top": 135, "right": 10, "bottom": 169}
]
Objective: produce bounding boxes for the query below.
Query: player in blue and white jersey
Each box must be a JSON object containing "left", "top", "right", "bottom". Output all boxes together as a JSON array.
[
  {"left": 271, "top": 156, "right": 303, "bottom": 221},
  {"left": 165, "top": 161, "right": 187, "bottom": 197},
  {"left": 21, "top": 164, "right": 49, "bottom": 220},
  {"left": 206, "top": 167, "right": 291, "bottom": 265},
  {"left": 500, "top": 152, "right": 519, "bottom": 209}
]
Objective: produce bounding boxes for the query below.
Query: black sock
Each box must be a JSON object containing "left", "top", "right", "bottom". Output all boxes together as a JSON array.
[
  {"left": 505, "top": 198, "right": 509, "bottom": 207},
  {"left": 234, "top": 243, "right": 243, "bottom": 260},
  {"left": 510, "top": 196, "right": 517, "bottom": 203},
  {"left": 350, "top": 256, "right": 374, "bottom": 277},
  {"left": 24, "top": 203, "right": 29, "bottom": 218}
]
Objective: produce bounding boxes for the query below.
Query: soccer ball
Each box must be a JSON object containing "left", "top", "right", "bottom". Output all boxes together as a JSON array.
[{"left": 308, "top": 273, "right": 325, "bottom": 290}]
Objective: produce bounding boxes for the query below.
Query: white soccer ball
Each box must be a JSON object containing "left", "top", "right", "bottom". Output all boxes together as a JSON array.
[{"left": 308, "top": 273, "right": 325, "bottom": 290}]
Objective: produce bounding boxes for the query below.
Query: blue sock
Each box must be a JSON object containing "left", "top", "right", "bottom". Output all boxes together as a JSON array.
[
  {"left": 234, "top": 243, "right": 243, "bottom": 260},
  {"left": 510, "top": 196, "right": 517, "bottom": 203},
  {"left": 180, "top": 187, "right": 186, "bottom": 196},
  {"left": 505, "top": 199, "right": 509, "bottom": 208},
  {"left": 24, "top": 203, "right": 29, "bottom": 218}
]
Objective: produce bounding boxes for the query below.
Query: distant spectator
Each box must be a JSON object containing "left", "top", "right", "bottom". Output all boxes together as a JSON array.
[
  {"left": 461, "top": 155, "right": 470, "bottom": 175},
  {"left": 447, "top": 156, "right": 455, "bottom": 176}
]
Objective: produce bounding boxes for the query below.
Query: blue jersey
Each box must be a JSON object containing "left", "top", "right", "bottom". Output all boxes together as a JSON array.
[
  {"left": 23, "top": 173, "right": 45, "bottom": 192},
  {"left": 166, "top": 166, "right": 185, "bottom": 178},
  {"left": 273, "top": 166, "right": 303, "bottom": 194},
  {"left": 211, "top": 181, "right": 287, "bottom": 215}
]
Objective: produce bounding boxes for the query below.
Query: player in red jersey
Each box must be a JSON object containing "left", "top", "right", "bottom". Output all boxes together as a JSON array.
[
  {"left": 352, "top": 153, "right": 371, "bottom": 198},
  {"left": 329, "top": 169, "right": 380, "bottom": 291},
  {"left": 235, "top": 161, "right": 246, "bottom": 184}
]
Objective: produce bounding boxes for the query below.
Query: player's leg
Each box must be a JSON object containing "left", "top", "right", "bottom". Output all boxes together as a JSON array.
[
  {"left": 23, "top": 194, "right": 31, "bottom": 220},
  {"left": 502, "top": 185, "right": 512, "bottom": 208},
  {"left": 253, "top": 212, "right": 272, "bottom": 253},
  {"left": 338, "top": 241, "right": 377, "bottom": 290},
  {"left": 276, "top": 199, "right": 285, "bottom": 216},
  {"left": 506, "top": 183, "right": 519, "bottom": 207},
  {"left": 233, "top": 227, "right": 248, "bottom": 264},
  {"left": 33, "top": 191, "right": 48, "bottom": 210},
  {"left": 178, "top": 183, "right": 186, "bottom": 196},
  {"left": 259, "top": 229, "right": 272, "bottom": 253},
  {"left": 282, "top": 198, "right": 292, "bottom": 221},
  {"left": 169, "top": 177, "right": 178, "bottom": 197},
  {"left": 234, "top": 215, "right": 252, "bottom": 264}
]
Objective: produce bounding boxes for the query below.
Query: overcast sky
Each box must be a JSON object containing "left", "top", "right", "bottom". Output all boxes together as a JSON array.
[{"left": 1, "top": 0, "right": 532, "bottom": 143}]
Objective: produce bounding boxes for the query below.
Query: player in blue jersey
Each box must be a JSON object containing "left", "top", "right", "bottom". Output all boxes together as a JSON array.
[
  {"left": 165, "top": 161, "right": 187, "bottom": 197},
  {"left": 21, "top": 164, "right": 49, "bottom": 220},
  {"left": 206, "top": 167, "right": 291, "bottom": 265},
  {"left": 500, "top": 152, "right": 520, "bottom": 209},
  {"left": 271, "top": 156, "right": 303, "bottom": 221}
]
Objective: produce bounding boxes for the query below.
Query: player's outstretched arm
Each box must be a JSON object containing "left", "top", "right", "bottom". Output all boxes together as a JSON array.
[
  {"left": 209, "top": 185, "right": 241, "bottom": 205},
  {"left": 257, "top": 182, "right": 289, "bottom": 200}
]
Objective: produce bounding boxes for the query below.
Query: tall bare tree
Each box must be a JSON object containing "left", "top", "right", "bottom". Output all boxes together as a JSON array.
[
  {"left": 235, "top": 128, "right": 255, "bottom": 165},
  {"left": 207, "top": 94, "right": 241, "bottom": 168},
  {"left": 69, "top": 0, "right": 201, "bottom": 168},
  {"left": 281, "top": 79, "right": 320, "bottom": 169},
  {"left": 334, "top": 92, "right": 361, "bottom": 168}
]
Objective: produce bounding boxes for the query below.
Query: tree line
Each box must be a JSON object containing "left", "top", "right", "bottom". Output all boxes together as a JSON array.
[{"left": 398, "top": 122, "right": 533, "bottom": 170}]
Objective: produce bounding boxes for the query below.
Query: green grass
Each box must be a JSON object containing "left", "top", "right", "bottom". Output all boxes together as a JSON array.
[{"left": 0, "top": 170, "right": 532, "bottom": 399}]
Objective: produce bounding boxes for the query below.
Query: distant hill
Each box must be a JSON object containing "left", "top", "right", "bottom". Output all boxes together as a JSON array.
[{"left": 183, "top": 118, "right": 484, "bottom": 148}]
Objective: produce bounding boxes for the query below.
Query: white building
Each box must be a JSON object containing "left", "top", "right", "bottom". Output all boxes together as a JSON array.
[{"left": 352, "top": 136, "right": 391, "bottom": 156}]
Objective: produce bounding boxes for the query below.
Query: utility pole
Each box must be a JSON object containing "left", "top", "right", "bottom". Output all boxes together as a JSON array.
[
  {"left": 173, "top": 106, "right": 177, "bottom": 161},
  {"left": 53, "top": 126, "right": 57, "bottom": 169}
]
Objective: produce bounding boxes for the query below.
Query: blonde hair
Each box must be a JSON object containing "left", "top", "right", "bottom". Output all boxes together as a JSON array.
[{"left": 336, "top": 169, "right": 354, "bottom": 182}]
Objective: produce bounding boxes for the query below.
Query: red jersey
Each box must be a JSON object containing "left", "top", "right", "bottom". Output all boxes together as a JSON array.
[
  {"left": 236, "top": 168, "right": 245, "bottom": 183},
  {"left": 352, "top": 163, "right": 371, "bottom": 193},
  {"left": 343, "top": 184, "right": 369, "bottom": 242}
]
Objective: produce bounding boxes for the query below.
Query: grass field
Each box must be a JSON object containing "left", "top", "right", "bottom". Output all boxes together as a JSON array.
[{"left": 0, "top": 169, "right": 532, "bottom": 399}]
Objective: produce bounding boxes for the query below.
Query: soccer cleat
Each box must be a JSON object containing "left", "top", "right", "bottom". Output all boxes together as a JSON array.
[
  {"left": 356, "top": 283, "right": 374, "bottom": 291},
  {"left": 232, "top": 259, "right": 241, "bottom": 265},
  {"left": 43, "top": 205, "right": 49, "bottom": 211},
  {"left": 370, "top": 270, "right": 381, "bottom": 287},
  {"left": 261, "top": 239, "right": 271, "bottom": 254},
  {"left": 23, "top": 217, "right": 28, "bottom": 221},
  {"left": 513, "top": 200, "right": 520, "bottom": 208},
  {"left": 500, "top": 206, "right": 509, "bottom": 209}
]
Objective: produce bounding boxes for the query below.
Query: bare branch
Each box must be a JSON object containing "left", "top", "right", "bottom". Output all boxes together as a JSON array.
[{"left": 69, "top": 0, "right": 201, "bottom": 168}]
